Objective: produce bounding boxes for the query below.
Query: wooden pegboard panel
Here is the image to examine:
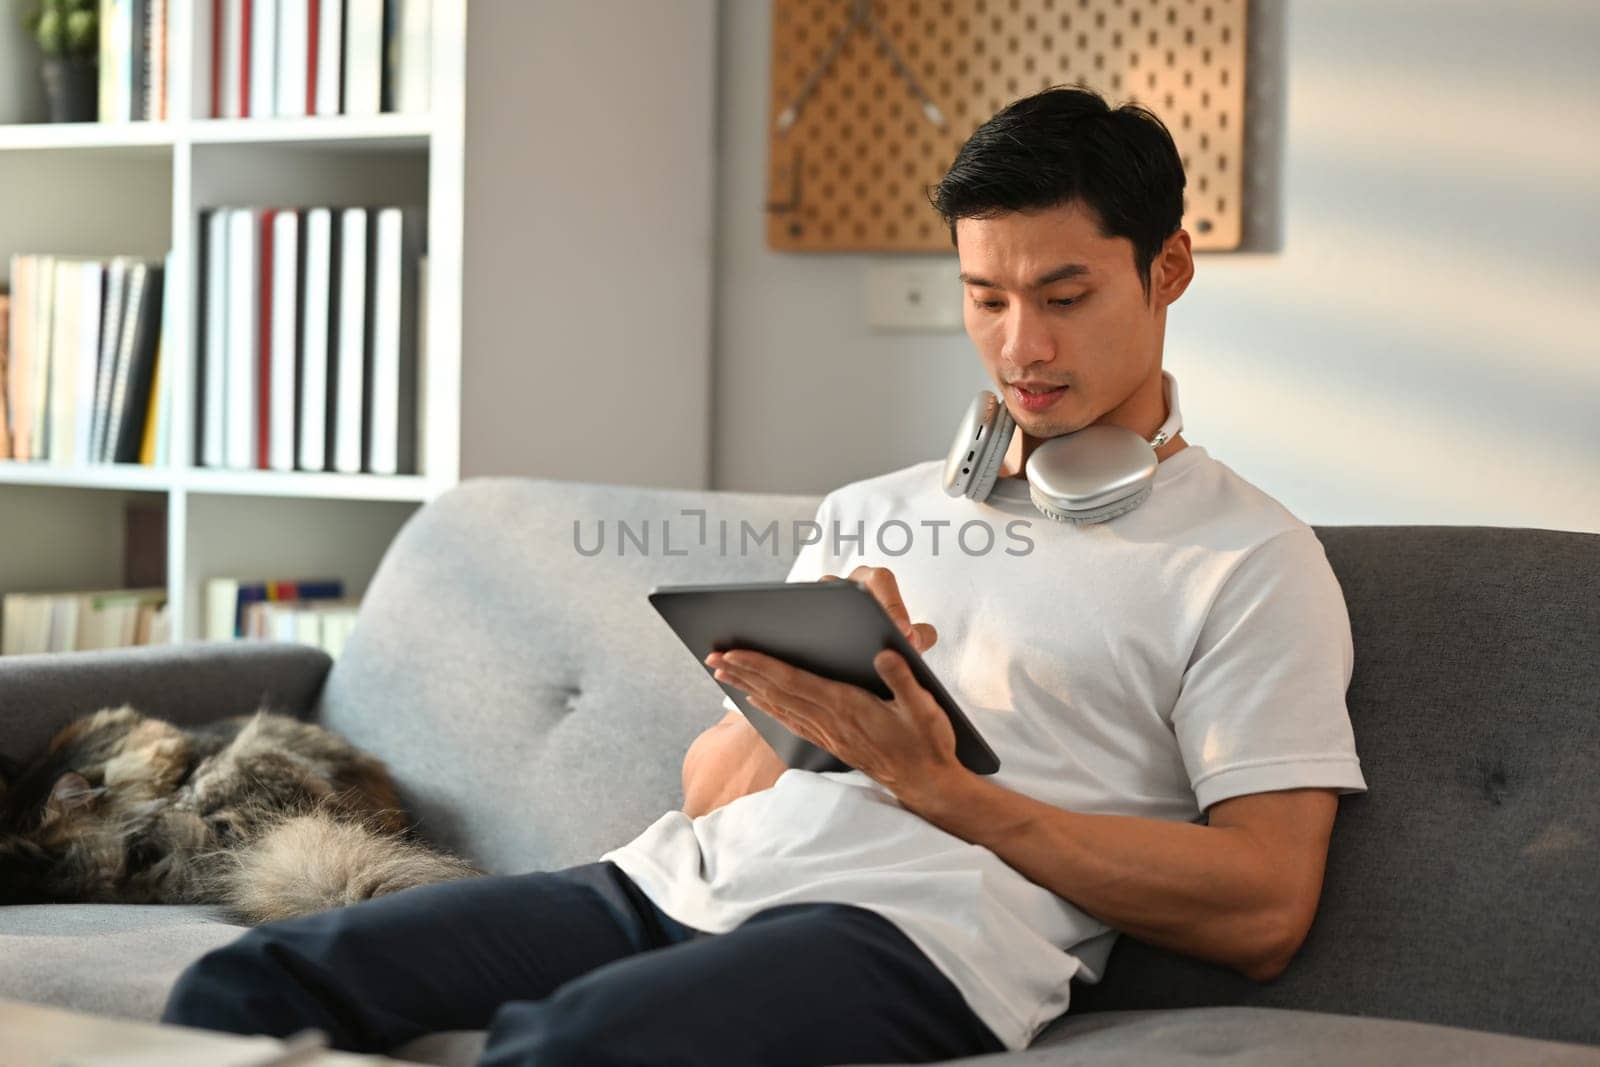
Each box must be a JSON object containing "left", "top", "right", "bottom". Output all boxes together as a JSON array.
[{"left": 766, "top": 0, "right": 1248, "bottom": 252}]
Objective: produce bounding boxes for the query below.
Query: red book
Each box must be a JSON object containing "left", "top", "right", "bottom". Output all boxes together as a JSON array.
[
  {"left": 258, "top": 209, "right": 276, "bottom": 469},
  {"left": 307, "top": 0, "right": 320, "bottom": 115},
  {"left": 210, "top": 0, "right": 223, "bottom": 117},
  {"left": 240, "top": 0, "right": 252, "bottom": 117}
]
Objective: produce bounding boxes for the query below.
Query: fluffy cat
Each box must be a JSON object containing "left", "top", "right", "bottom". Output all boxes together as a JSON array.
[{"left": 0, "top": 705, "right": 477, "bottom": 923}]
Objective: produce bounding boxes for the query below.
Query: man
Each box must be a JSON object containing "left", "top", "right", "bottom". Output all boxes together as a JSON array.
[{"left": 163, "top": 86, "right": 1367, "bottom": 1066}]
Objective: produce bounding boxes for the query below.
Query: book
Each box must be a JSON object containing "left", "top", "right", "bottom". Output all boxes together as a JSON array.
[
  {"left": 70, "top": 259, "right": 105, "bottom": 464},
  {"left": 312, "top": 0, "right": 342, "bottom": 115},
  {"left": 7, "top": 257, "right": 35, "bottom": 459},
  {"left": 385, "top": 0, "right": 431, "bottom": 115},
  {"left": 90, "top": 257, "right": 132, "bottom": 463},
  {"left": 257, "top": 207, "right": 277, "bottom": 469},
  {"left": 205, "top": 576, "right": 345, "bottom": 640},
  {"left": 250, "top": 0, "right": 278, "bottom": 118},
  {"left": 268, "top": 208, "right": 300, "bottom": 471},
  {"left": 1, "top": 588, "right": 166, "bottom": 654},
  {"left": 298, "top": 206, "right": 334, "bottom": 470},
  {"left": 275, "top": 0, "right": 309, "bottom": 118},
  {"left": 142, "top": 0, "right": 166, "bottom": 120},
  {"left": 202, "top": 209, "right": 230, "bottom": 468},
  {"left": 197, "top": 0, "right": 216, "bottom": 116},
  {"left": 367, "top": 206, "right": 423, "bottom": 475},
  {"left": 220, "top": 0, "right": 245, "bottom": 118},
  {"left": 343, "top": 0, "right": 383, "bottom": 116},
  {"left": 226, "top": 208, "right": 259, "bottom": 469},
  {"left": 28, "top": 254, "right": 58, "bottom": 460},
  {"left": 138, "top": 334, "right": 163, "bottom": 465},
  {"left": 0, "top": 292, "right": 9, "bottom": 461},
  {"left": 48, "top": 258, "right": 103, "bottom": 465},
  {"left": 333, "top": 207, "right": 369, "bottom": 473},
  {"left": 151, "top": 249, "right": 175, "bottom": 466},
  {"left": 107, "top": 262, "right": 165, "bottom": 464}
]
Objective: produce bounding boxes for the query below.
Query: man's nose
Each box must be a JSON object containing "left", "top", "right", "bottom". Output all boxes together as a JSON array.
[{"left": 1000, "top": 303, "right": 1055, "bottom": 367}]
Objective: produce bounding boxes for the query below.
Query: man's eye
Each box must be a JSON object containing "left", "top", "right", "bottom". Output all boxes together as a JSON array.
[
  {"left": 972, "top": 299, "right": 1002, "bottom": 310},
  {"left": 1049, "top": 298, "right": 1078, "bottom": 308}
]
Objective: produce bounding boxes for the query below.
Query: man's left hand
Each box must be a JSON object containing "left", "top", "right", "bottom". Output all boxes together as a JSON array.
[{"left": 703, "top": 647, "right": 966, "bottom": 803}]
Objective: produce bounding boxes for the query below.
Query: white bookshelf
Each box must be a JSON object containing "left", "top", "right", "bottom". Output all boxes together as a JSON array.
[{"left": 0, "top": 0, "right": 718, "bottom": 650}]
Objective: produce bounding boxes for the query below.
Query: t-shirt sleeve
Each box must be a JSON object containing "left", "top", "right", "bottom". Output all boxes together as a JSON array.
[{"left": 1169, "top": 527, "right": 1369, "bottom": 814}]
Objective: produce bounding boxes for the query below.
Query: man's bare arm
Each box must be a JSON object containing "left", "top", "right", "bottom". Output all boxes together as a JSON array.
[
  {"left": 681, "top": 709, "right": 788, "bottom": 818},
  {"left": 900, "top": 778, "right": 1339, "bottom": 982}
]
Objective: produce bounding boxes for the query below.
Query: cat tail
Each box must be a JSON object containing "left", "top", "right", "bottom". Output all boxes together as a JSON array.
[{"left": 215, "top": 808, "right": 479, "bottom": 924}]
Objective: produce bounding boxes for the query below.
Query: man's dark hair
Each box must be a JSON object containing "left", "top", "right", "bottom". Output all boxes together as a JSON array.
[{"left": 929, "top": 85, "right": 1187, "bottom": 305}]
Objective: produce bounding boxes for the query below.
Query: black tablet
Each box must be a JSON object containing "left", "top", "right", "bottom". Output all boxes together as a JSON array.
[{"left": 648, "top": 579, "right": 1000, "bottom": 776}]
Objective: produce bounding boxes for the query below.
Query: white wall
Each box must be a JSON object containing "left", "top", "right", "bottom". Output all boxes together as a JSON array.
[
  {"left": 461, "top": 0, "right": 716, "bottom": 489},
  {"left": 711, "top": 0, "right": 1600, "bottom": 534}
]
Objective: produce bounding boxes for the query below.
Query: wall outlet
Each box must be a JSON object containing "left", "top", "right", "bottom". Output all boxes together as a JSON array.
[{"left": 865, "top": 260, "right": 964, "bottom": 331}]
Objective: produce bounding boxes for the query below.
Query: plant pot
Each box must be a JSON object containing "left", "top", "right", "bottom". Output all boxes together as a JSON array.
[{"left": 40, "top": 56, "right": 98, "bottom": 123}]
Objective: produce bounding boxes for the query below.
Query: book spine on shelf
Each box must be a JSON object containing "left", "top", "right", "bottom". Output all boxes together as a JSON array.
[
  {"left": 110, "top": 263, "right": 164, "bottom": 463},
  {"left": 257, "top": 208, "right": 276, "bottom": 469},
  {"left": 47, "top": 258, "right": 84, "bottom": 465},
  {"left": 333, "top": 206, "right": 368, "bottom": 474},
  {"left": 343, "top": 0, "right": 382, "bottom": 116},
  {"left": 367, "top": 205, "right": 423, "bottom": 475},
  {"left": 202, "top": 209, "right": 230, "bottom": 468},
  {"left": 205, "top": 0, "right": 223, "bottom": 118},
  {"left": 269, "top": 209, "right": 300, "bottom": 471},
  {"left": 275, "top": 0, "right": 309, "bottom": 118},
  {"left": 250, "top": 0, "right": 279, "bottom": 119},
  {"left": 313, "top": 0, "right": 342, "bottom": 115},
  {"left": 0, "top": 292, "right": 10, "bottom": 462},
  {"left": 6, "top": 257, "right": 30, "bottom": 459},
  {"left": 298, "top": 206, "right": 333, "bottom": 470},
  {"left": 387, "top": 0, "right": 430, "bottom": 115},
  {"left": 29, "top": 254, "right": 58, "bottom": 460},
  {"left": 225, "top": 208, "right": 259, "bottom": 469},
  {"left": 220, "top": 0, "right": 245, "bottom": 118},
  {"left": 91, "top": 257, "right": 130, "bottom": 463},
  {"left": 102, "top": 261, "right": 147, "bottom": 465},
  {"left": 71, "top": 260, "right": 105, "bottom": 465}
]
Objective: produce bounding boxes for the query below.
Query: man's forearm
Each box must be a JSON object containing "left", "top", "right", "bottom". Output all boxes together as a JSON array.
[{"left": 898, "top": 772, "right": 1291, "bottom": 980}]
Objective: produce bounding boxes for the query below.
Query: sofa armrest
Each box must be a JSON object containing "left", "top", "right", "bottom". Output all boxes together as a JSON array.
[{"left": 0, "top": 641, "right": 333, "bottom": 762}]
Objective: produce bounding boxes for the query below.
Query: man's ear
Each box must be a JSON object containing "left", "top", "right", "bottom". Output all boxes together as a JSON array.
[{"left": 42, "top": 771, "right": 97, "bottom": 825}]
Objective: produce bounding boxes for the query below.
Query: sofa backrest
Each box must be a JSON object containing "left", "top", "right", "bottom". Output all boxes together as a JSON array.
[
  {"left": 1070, "top": 524, "right": 1600, "bottom": 1047},
  {"left": 315, "top": 478, "right": 820, "bottom": 874},
  {"left": 322, "top": 479, "right": 1600, "bottom": 1046}
]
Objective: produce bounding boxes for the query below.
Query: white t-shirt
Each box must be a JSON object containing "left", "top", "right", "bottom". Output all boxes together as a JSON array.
[{"left": 601, "top": 444, "right": 1368, "bottom": 1051}]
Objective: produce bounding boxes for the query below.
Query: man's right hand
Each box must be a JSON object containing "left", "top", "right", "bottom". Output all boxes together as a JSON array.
[
  {"left": 824, "top": 565, "right": 938, "bottom": 653},
  {"left": 680, "top": 566, "right": 936, "bottom": 818}
]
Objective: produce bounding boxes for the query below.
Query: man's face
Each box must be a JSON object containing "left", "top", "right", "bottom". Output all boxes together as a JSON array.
[{"left": 956, "top": 201, "right": 1187, "bottom": 443}]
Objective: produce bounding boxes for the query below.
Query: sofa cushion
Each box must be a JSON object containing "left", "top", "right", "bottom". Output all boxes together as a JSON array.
[
  {"left": 947, "top": 1006, "right": 1600, "bottom": 1065},
  {"left": 314, "top": 478, "right": 823, "bottom": 876},
  {"left": 0, "top": 904, "right": 244, "bottom": 1022},
  {"left": 1069, "top": 526, "right": 1600, "bottom": 1047}
]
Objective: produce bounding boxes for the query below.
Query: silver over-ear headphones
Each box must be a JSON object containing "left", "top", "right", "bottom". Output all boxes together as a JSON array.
[{"left": 942, "top": 370, "right": 1184, "bottom": 524}]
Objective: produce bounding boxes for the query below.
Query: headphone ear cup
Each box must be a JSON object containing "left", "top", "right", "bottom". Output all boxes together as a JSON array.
[
  {"left": 967, "top": 402, "right": 1014, "bottom": 502},
  {"left": 944, "top": 392, "right": 1015, "bottom": 500}
]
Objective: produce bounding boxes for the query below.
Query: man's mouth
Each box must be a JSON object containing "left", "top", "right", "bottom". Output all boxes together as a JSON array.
[{"left": 1009, "top": 382, "right": 1068, "bottom": 411}]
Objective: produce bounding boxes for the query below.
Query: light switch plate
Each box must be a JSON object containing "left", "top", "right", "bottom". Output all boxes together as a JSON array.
[{"left": 865, "top": 260, "right": 964, "bottom": 331}]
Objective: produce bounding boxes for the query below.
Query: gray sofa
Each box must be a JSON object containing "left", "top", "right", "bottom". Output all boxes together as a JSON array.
[{"left": 2, "top": 477, "right": 1596, "bottom": 1066}]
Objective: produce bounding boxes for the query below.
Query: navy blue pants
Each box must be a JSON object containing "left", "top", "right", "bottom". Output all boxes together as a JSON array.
[{"left": 161, "top": 860, "right": 1007, "bottom": 1066}]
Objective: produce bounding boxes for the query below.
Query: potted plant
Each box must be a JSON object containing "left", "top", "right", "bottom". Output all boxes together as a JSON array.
[{"left": 23, "top": 0, "right": 98, "bottom": 123}]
